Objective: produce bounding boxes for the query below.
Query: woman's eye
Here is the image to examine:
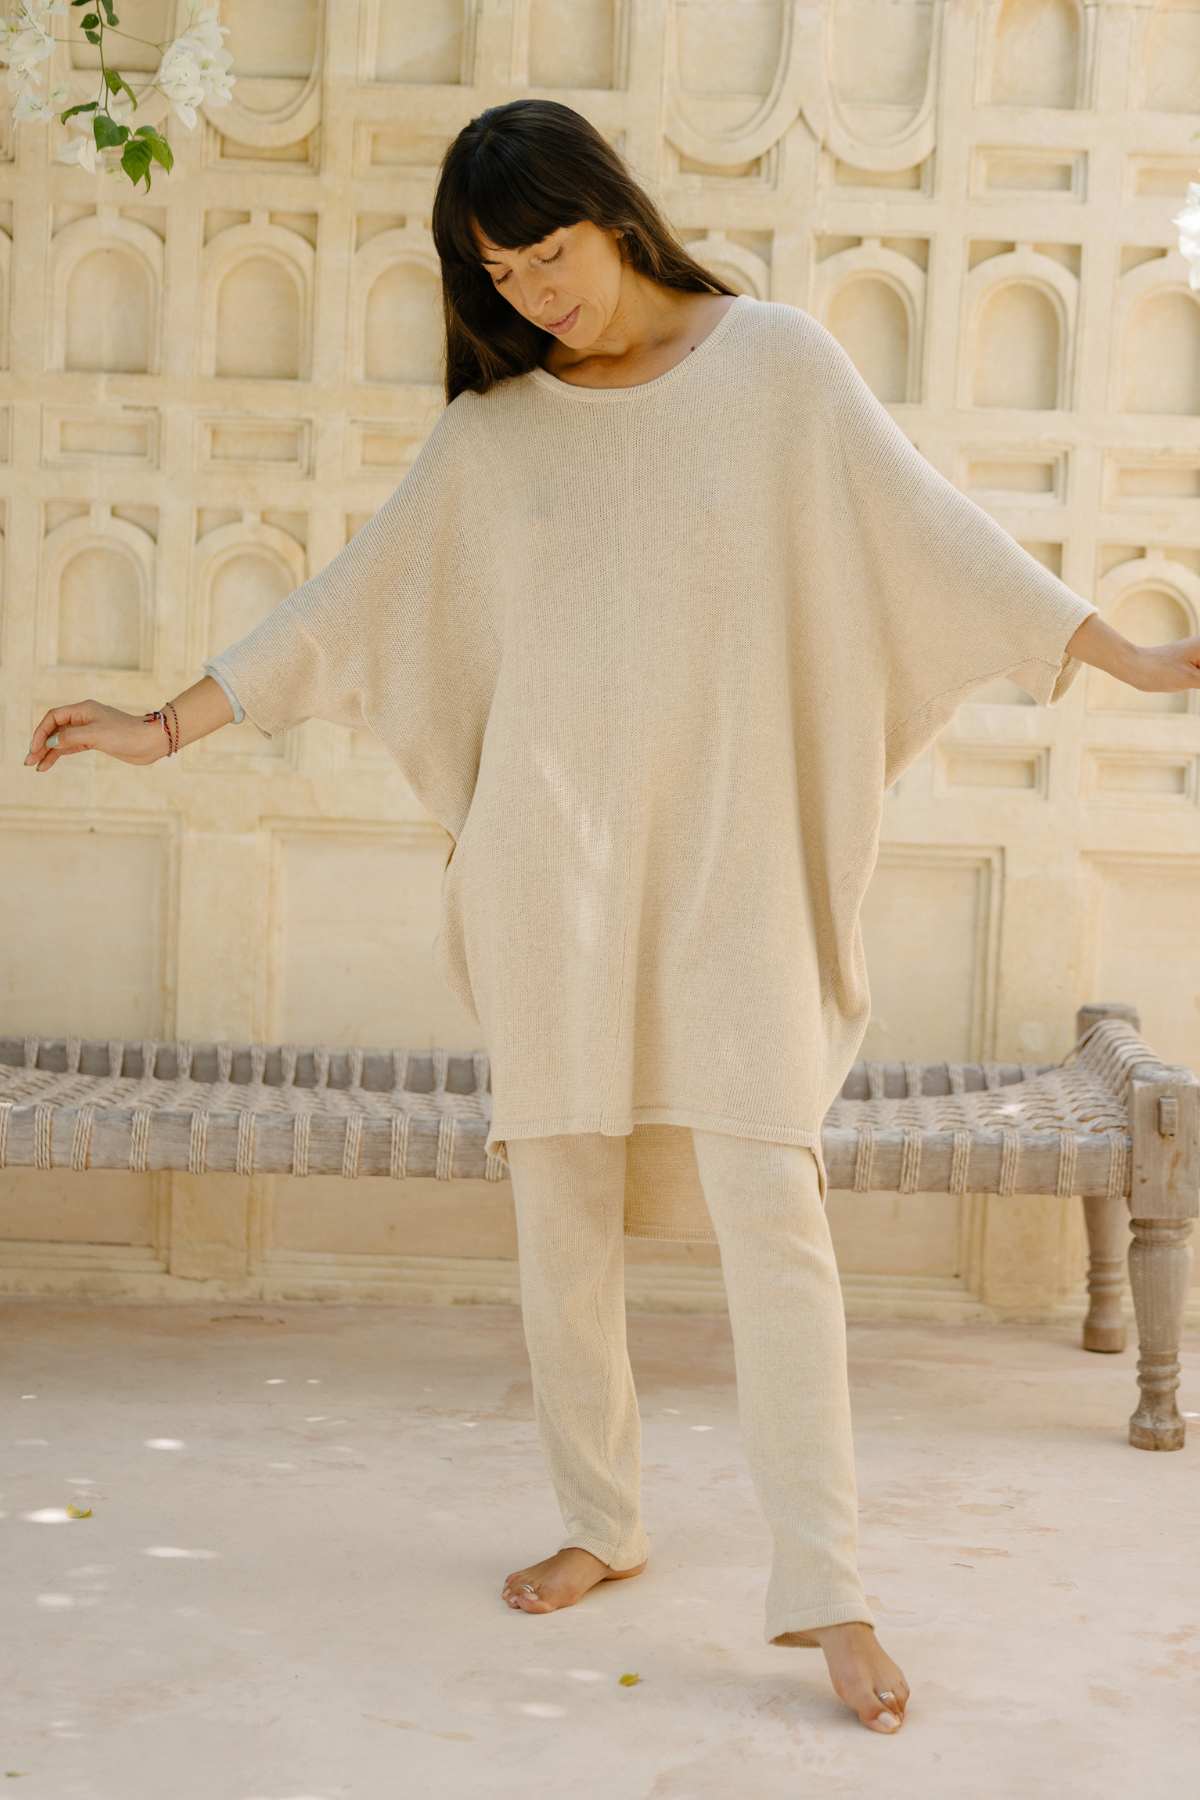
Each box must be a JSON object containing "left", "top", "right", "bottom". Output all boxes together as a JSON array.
[{"left": 494, "top": 245, "right": 561, "bottom": 286}]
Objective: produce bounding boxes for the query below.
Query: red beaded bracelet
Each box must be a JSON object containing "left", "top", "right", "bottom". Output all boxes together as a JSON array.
[{"left": 143, "top": 701, "right": 180, "bottom": 756}]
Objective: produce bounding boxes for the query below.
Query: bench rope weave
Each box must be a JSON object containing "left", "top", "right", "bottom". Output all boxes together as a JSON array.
[
  {"left": 2, "top": 1003, "right": 1195, "bottom": 1452},
  {"left": 0, "top": 1038, "right": 507, "bottom": 1183},
  {"left": 0, "top": 1014, "right": 1162, "bottom": 1194}
]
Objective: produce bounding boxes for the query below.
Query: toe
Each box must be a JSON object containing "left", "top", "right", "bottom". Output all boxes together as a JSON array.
[
  {"left": 846, "top": 1679, "right": 904, "bottom": 1732},
  {"left": 885, "top": 1679, "right": 910, "bottom": 1718}
]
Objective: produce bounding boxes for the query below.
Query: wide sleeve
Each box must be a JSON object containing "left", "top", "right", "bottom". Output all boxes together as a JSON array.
[
  {"left": 202, "top": 389, "right": 499, "bottom": 838},
  {"left": 202, "top": 661, "right": 244, "bottom": 722},
  {"left": 803, "top": 315, "right": 1099, "bottom": 789}
]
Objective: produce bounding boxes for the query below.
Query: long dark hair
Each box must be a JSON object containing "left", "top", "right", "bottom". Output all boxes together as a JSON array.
[{"left": 431, "top": 98, "right": 738, "bottom": 403}]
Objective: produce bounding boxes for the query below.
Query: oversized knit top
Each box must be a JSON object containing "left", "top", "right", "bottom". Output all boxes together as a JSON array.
[{"left": 204, "top": 294, "right": 1099, "bottom": 1244}]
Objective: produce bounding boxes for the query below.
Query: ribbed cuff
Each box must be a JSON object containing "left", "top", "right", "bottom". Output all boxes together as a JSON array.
[
  {"left": 559, "top": 1532, "right": 649, "bottom": 1573},
  {"left": 766, "top": 1597, "right": 877, "bottom": 1645}
]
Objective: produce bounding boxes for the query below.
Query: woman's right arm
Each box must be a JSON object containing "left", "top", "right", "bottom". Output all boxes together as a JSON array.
[{"left": 23, "top": 673, "right": 237, "bottom": 773}]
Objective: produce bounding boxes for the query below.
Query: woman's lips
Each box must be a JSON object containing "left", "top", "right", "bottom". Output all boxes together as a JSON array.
[{"left": 546, "top": 303, "right": 580, "bottom": 333}]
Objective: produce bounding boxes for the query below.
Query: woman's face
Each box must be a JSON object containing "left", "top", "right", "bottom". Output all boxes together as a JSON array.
[{"left": 474, "top": 219, "right": 621, "bottom": 343}]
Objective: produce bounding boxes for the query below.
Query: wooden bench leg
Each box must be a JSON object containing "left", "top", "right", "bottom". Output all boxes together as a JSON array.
[
  {"left": 1127, "top": 1217, "right": 1193, "bottom": 1451},
  {"left": 1081, "top": 1193, "right": 1128, "bottom": 1354}
]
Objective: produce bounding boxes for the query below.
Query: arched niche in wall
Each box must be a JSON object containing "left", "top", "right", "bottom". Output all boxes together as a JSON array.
[
  {"left": 1095, "top": 555, "right": 1200, "bottom": 717},
  {"left": 528, "top": 0, "right": 619, "bottom": 90},
  {"left": 201, "top": 219, "right": 315, "bottom": 380},
  {"left": 820, "top": 261, "right": 913, "bottom": 405},
  {"left": 757, "top": 0, "right": 945, "bottom": 178},
  {"left": 814, "top": 252, "right": 920, "bottom": 405},
  {"left": 667, "top": 0, "right": 941, "bottom": 178},
  {"left": 1139, "top": 0, "right": 1200, "bottom": 112},
  {"left": 351, "top": 235, "right": 442, "bottom": 386},
  {"left": 829, "top": 0, "right": 938, "bottom": 150},
  {"left": 68, "top": 0, "right": 176, "bottom": 73},
  {"left": 961, "top": 251, "right": 1077, "bottom": 411},
  {"left": 195, "top": 518, "right": 306, "bottom": 754},
  {"left": 66, "top": 2, "right": 321, "bottom": 156},
  {"left": 207, "top": 0, "right": 324, "bottom": 149},
  {"left": 223, "top": 0, "right": 320, "bottom": 89},
  {"left": 1117, "top": 281, "right": 1200, "bottom": 416},
  {"left": 39, "top": 511, "right": 153, "bottom": 672},
  {"left": 366, "top": 0, "right": 469, "bottom": 84},
  {"left": 676, "top": 231, "right": 766, "bottom": 306},
  {"left": 665, "top": 0, "right": 831, "bottom": 171},
  {"left": 984, "top": 0, "right": 1087, "bottom": 109},
  {"left": 48, "top": 213, "right": 163, "bottom": 375},
  {"left": 671, "top": 0, "right": 784, "bottom": 136}
]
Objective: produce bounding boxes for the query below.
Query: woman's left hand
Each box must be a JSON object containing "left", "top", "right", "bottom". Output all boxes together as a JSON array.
[{"left": 1126, "top": 637, "right": 1200, "bottom": 693}]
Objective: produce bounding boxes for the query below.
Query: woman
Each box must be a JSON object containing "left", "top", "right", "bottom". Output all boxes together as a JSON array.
[{"left": 25, "top": 100, "right": 1200, "bottom": 1736}]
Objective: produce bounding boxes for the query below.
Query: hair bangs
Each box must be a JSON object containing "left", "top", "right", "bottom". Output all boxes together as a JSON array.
[{"left": 449, "top": 162, "right": 582, "bottom": 272}]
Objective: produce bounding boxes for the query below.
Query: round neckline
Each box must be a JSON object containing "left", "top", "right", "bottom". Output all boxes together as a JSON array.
[{"left": 528, "top": 292, "right": 749, "bottom": 400}]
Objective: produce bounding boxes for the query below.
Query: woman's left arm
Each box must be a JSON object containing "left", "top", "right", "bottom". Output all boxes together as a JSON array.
[{"left": 1066, "top": 613, "right": 1200, "bottom": 694}]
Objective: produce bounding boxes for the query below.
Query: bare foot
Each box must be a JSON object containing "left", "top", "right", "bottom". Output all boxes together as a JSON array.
[
  {"left": 773, "top": 1621, "right": 910, "bottom": 1733},
  {"left": 502, "top": 1546, "right": 647, "bottom": 1614}
]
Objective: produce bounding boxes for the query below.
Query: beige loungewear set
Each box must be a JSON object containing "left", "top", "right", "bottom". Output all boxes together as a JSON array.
[{"left": 206, "top": 295, "right": 1098, "bottom": 1638}]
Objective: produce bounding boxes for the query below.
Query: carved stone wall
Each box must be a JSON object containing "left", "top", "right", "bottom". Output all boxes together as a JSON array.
[{"left": 1, "top": 1, "right": 1197, "bottom": 1319}]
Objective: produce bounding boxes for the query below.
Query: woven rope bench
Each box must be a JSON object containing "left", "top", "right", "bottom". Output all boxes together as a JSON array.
[{"left": 2, "top": 1000, "right": 1195, "bottom": 1452}]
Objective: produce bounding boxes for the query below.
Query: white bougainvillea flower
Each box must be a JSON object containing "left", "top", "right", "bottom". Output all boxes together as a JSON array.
[
  {"left": 154, "top": 46, "right": 205, "bottom": 129},
  {"left": 55, "top": 112, "right": 98, "bottom": 172},
  {"left": 0, "top": 3, "right": 61, "bottom": 88},
  {"left": 156, "top": 3, "right": 234, "bottom": 129},
  {"left": 1171, "top": 180, "right": 1200, "bottom": 291},
  {"left": 12, "top": 77, "right": 67, "bottom": 122}
]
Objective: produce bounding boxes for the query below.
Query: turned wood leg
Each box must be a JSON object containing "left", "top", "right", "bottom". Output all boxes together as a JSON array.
[
  {"left": 1081, "top": 1193, "right": 1128, "bottom": 1353},
  {"left": 1127, "top": 1218, "right": 1194, "bottom": 1451}
]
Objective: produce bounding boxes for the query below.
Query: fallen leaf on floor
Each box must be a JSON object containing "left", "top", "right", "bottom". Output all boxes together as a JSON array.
[
  {"left": 618, "top": 1672, "right": 641, "bottom": 1686},
  {"left": 65, "top": 1504, "right": 92, "bottom": 1519}
]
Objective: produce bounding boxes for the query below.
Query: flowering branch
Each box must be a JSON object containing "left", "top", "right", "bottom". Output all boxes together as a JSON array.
[{"left": 0, "top": 0, "right": 234, "bottom": 187}]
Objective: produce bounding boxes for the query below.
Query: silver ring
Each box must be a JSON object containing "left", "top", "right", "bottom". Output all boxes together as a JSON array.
[
  {"left": 876, "top": 1688, "right": 896, "bottom": 1702},
  {"left": 520, "top": 1582, "right": 538, "bottom": 1595}
]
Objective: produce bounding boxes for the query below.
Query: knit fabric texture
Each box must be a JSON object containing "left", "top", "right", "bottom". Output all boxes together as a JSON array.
[{"left": 204, "top": 294, "right": 1099, "bottom": 1243}]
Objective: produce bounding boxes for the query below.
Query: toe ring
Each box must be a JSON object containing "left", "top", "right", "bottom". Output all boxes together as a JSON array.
[
  {"left": 520, "top": 1583, "right": 538, "bottom": 1595},
  {"left": 875, "top": 1689, "right": 896, "bottom": 1702}
]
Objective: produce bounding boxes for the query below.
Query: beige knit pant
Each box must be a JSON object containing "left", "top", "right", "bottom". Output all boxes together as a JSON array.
[{"left": 504, "top": 1128, "right": 877, "bottom": 1645}]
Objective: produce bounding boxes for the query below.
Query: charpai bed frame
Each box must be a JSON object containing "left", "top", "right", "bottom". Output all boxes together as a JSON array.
[{"left": 2, "top": 1001, "right": 1195, "bottom": 1452}]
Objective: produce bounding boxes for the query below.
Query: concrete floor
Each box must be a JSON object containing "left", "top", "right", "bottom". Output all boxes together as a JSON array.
[{"left": 2, "top": 1297, "right": 1198, "bottom": 1800}]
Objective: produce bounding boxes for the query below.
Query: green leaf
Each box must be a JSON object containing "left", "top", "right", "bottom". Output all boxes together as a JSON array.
[
  {"left": 121, "top": 137, "right": 153, "bottom": 191},
  {"left": 101, "top": 2, "right": 119, "bottom": 22},
  {"left": 133, "top": 125, "right": 173, "bottom": 171},
  {"left": 59, "top": 101, "right": 99, "bottom": 121},
  {"left": 93, "top": 113, "right": 129, "bottom": 148},
  {"left": 83, "top": 28, "right": 99, "bottom": 42},
  {"left": 80, "top": 10, "right": 99, "bottom": 23},
  {"left": 103, "top": 70, "right": 139, "bottom": 108}
]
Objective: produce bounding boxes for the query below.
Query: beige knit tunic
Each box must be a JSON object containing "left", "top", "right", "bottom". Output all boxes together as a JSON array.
[{"left": 205, "top": 295, "right": 1098, "bottom": 1244}]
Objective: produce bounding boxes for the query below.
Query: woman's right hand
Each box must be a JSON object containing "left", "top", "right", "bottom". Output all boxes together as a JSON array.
[{"left": 24, "top": 700, "right": 167, "bottom": 772}]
